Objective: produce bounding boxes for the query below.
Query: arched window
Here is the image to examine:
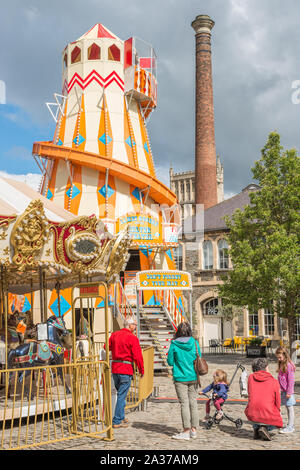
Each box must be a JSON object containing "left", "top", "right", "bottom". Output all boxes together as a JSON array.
[
  {"left": 63, "top": 53, "right": 68, "bottom": 69},
  {"left": 88, "top": 43, "right": 101, "bottom": 60},
  {"left": 203, "top": 240, "right": 213, "bottom": 270},
  {"left": 203, "top": 298, "right": 219, "bottom": 316},
  {"left": 71, "top": 46, "right": 81, "bottom": 64},
  {"left": 218, "top": 239, "right": 229, "bottom": 269},
  {"left": 108, "top": 44, "right": 120, "bottom": 61}
]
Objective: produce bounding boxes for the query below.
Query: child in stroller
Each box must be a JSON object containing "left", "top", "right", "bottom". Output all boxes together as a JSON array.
[{"left": 200, "top": 365, "right": 244, "bottom": 430}]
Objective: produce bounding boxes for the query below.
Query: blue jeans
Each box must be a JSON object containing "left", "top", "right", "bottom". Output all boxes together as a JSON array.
[
  {"left": 252, "top": 424, "right": 277, "bottom": 432},
  {"left": 112, "top": 374, "right": 132, "bottom": 425}
]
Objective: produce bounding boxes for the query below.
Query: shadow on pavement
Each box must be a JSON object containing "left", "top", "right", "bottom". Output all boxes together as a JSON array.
[{"left": 131, "top": 421, "right": 179, "bottom": 436}]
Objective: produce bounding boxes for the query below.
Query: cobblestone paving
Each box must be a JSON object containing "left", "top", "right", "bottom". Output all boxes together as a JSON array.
[{"left": 36, "top": 354, "right": 300, "bottom": 450}]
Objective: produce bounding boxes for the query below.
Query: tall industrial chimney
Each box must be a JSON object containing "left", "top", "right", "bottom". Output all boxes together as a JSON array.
[{"left": 191, "top": 15, "right": 218, "bottom": 210}]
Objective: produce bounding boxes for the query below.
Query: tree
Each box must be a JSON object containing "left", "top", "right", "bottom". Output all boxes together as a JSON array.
[{"left": 218, "top": 132, "right": 300, "bottom": 347}]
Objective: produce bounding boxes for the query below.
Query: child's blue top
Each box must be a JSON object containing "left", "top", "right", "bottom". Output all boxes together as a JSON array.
[{"left": 202, "top": 382, "right": 229, "bottom": 400}]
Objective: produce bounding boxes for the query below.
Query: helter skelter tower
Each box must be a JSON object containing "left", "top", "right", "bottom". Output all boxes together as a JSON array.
[{"left": 33, "top": 24, "right": 180, "bottom": 309}]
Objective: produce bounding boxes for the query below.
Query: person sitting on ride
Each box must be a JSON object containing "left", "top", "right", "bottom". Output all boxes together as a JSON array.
[{"left": 200, "top": 369, "right": 229, "bottom": 422}]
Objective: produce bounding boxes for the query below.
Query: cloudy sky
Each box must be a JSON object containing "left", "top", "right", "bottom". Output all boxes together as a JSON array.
[{"left": 0, "top": 0, "right": 300, "bottom": 196}]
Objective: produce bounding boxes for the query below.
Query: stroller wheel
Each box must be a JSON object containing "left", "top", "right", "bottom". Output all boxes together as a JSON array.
[
  {"left": 235, "top": 419, "right": 243, "bottom": 429},
  {"left": 205, "top": 419, "right": 214, "bottom": 430}
]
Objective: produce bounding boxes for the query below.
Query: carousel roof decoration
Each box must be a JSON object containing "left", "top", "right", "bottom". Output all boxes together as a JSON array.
[{"left": 0, "top": 177, "right": 130, "bottom": 293}]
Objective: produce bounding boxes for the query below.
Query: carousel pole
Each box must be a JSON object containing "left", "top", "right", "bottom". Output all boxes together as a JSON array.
[
  {"left": 79, "top": 274, "right": 84, "bottom": 336},
  {"left": 103, "top": 281, "right": 113, "bottom": 441},
  {"left": 55, "top": 282, "right": 61, "bottom": 317},
  {"left": 0, "top": 267, "right": 3, "bottom": 330},
  {"left": 43, "top": 270, "right": 47, "bottom": 321},
  {"left": 39, "top": 267, "right": 44, "bottom": 323},
  {"left": 3, "top": 267, "right": 8, "bottom": 371},
  {"left": 30, "top": 278, "right": 34, "bottom": 326}
]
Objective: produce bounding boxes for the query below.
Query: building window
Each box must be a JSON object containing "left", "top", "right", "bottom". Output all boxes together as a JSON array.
[
  {"left": 180, "top": 181, "right": 184, "bottom": 200},
  {"left": 88, "top": 43, "right": 101, "bottom": 60},
  {"left": 203, "top": 298, "right": 219, "bottom": 316},
  {"left": 295, "top": 316, "right": 300, "bottom": 341},
  {"left": 71, "top": 46, "right": 81, "bottom": 64},
  {"left": 186, "top": 181, "right": 190, "bottom": 201},
  {"left": 218, "top": 239, "right": 229, "bottom": 269},
  {"left": 175, "top": 244, "right": 183, "bottom": 271},
  {"left": 108, "top": 44, "right": 120, "bottom": 61},
  {"left": 264, "top": 307, "right": 275, "bottom": 336},
  {"left": 203, "top": 240, "right": 213, "bottom": 270},
  {"left": 249, "top": 310, "right": 259, "bottom": 336}
]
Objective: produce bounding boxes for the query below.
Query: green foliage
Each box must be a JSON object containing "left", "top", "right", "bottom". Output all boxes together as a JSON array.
[
  {"left": 248, "top": 337, "right": 263, "bottom": 346},
  {"left": 218, "top": 132, "right": 300, "bottom": 324}
]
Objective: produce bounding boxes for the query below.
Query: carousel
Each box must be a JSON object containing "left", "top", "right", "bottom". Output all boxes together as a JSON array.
[{"left": 0, "top": 177, "right": 132, "bottom": 449}]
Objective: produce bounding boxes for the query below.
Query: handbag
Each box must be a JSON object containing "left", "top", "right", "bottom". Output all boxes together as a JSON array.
[{"left": 194, "top": 339, "right": 208, "bottom": 387}]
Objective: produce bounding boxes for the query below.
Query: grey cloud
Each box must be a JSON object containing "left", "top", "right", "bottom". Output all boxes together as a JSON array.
[{"left": 1, "top": 0, "right": 300, "bottom": 195}]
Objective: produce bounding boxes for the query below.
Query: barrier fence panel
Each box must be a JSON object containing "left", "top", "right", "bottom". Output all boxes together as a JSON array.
[
  {"left": 0, "top": 359, "right": 112, "bottom": 450},
  {"left": 126, "top": 346, "right": 154, "bottom": 410}
]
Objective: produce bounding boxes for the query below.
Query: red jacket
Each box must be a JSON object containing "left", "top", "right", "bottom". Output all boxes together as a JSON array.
[
  {"left": 108, "top": 328, "right": 144, "bottom": 376},
  {"left": 245, "top": 370, "right": 283, "bottom": 428}
]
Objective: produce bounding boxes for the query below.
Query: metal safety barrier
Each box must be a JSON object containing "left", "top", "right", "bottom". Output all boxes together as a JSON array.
[
  {"left": 126, "top": 346, "right": 154, "bottom": 410},
  {"left": 0, "top": 358, "right": 113, "bottom": 450}
]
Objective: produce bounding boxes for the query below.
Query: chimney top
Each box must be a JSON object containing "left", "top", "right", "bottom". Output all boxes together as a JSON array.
[{"left": 191, "top": 15, "right": 215, "bottom": 35}]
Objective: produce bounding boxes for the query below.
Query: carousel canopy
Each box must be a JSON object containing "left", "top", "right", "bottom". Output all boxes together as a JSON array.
[
  {"left": 0, "top": 177, "right": 131, "bottom": 294},
  {"left": 0, "top": 176, "right": 75, "bottom": 222}
]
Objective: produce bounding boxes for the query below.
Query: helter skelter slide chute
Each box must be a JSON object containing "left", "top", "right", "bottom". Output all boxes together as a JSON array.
[{"left": 32, "top": 23, "right": 186, "bottom": 321}]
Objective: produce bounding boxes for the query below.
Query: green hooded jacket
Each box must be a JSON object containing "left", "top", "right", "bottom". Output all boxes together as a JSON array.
[{"left": 167, "top": 336, "right": 202, "bottom": 382}]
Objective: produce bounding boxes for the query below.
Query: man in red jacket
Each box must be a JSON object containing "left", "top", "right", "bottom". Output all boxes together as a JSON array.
[
  {"left": 245, "top": 357, "right": 283, "bottom": 441},
  {"left": 108, "top": 316, "right": 144, "bottom": 428}
]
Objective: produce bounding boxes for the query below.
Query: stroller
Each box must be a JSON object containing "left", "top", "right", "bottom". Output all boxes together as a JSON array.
[{"left": 203, "top": 363, "right": 246, "bottom": 430}]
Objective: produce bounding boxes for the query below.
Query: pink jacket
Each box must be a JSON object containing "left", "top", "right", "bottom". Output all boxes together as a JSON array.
[{"left": 278, "top": 362, "right": 295, "bottom": 395}]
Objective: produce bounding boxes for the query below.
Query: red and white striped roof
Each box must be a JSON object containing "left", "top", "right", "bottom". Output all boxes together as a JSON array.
[{"left": 78, "top": 24, "right": 119, "bottom": 41}]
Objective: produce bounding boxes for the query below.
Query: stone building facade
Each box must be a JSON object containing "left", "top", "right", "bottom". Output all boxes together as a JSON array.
[
  {"left": 169, "top": 156, "right": 224, "bottom": 222},
  {"left": 178, "top": 184, "right": 286, "bottom": 348}
]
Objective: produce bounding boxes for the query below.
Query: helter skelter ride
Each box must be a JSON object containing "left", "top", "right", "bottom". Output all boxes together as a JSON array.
[
  {"left": 32, "top": 23, "right": 184, "bottom": 322},
  {"left": 0, "top": 22, "right": 188, "bottom": 449},
  {"left": 0, "top": 176, "right": 131, "bottom": 449}
]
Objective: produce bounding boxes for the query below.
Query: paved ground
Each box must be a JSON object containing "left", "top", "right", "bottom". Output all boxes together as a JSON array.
[{"left": 37, "top": 353, "right": 300, "bottom": 451}]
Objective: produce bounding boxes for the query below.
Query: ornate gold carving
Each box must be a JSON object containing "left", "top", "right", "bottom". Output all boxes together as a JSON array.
[
  {"left": 50, "top": 215, "right": 111, "bottom": 274},
  {"left": 10, "top": 200, "right": 50, "bottom": 270},
  {"left": 105, "top": 230, "right": 131, "bottom": 284},
  {"left": 65, "top": 229, "right": 102, "bottom": 262}
]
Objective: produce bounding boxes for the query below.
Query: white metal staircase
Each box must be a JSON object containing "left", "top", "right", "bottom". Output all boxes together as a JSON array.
[{"left": 113, "top": 281, "right": 187, "bottom": 375}]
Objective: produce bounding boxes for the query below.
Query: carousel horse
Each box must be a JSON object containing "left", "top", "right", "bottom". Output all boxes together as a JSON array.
[
  {"left": 0, "top": 310, "right": 35, "bottom": 350},
  {"left": 7, "top": 315, "right": 72, "bottom": 399},
  {"left": 76, "top": 316, "right": 93, "bottom": 359}
]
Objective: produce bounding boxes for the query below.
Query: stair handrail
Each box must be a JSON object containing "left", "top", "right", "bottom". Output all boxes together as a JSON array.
[
  {"left": 164, "top": 289, "right": 186, "bottom": 328},
  {"left": 162, "top": 303, "right": 177, "bottom": 332},
  {"left": 115, "top": 280, "right": 134, "bottom": 319}
]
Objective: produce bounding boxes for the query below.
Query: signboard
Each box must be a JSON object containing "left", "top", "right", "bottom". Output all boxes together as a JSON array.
[
  {"left": 246, "top": 346, "right": 266, "bottom": 358},
  {"left": 136, "top": 270, "right": 192, "bottom": 291},
  {"left": 116, "top": 212, "right": 179, "bottom": 247},
  {"left": 79, "top": 285, "right": 100, "bottom": 297},
  {"left": 124, "top": 271, "right": 138, "bottom": 305},
  {"left": 116, "top": 212, "right": 162, "bottom": 245}
]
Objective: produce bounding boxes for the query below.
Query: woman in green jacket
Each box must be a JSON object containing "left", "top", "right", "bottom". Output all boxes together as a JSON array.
[{"left": 167, "top": 321, "right": 202, "bottom": 441}]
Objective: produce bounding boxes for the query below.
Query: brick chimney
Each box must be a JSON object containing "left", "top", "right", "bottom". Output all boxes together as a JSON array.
[{"left": 191, "top": 15, "right": 218, "bottom": 209}]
